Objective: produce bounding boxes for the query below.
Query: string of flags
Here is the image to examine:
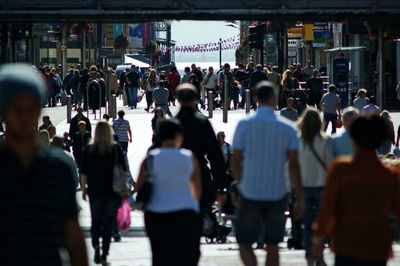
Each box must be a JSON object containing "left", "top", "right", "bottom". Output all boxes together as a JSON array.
[{"left": 173, "top": 35, "right": 241, "bottom": 53}]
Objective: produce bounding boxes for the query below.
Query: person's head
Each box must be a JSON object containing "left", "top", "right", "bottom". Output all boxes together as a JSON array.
[
  {"left": 287, "top": 97, "right": 295, "bottom": 109},
  {"left": 63, "top": 132, "right": 69, "bottom": 139},
  {"left": 38, "top": 130, "right": 50, "bottom": 147},
  {"left": 159, "top": 80, "right": 165, "bottom": 88},
  {"left": 350, "top": 115, "right": 387, "bottom": 151},
  {"left": 130, "top": 65, "right": 136, "bottom": 71},
  {"left": 255, "top": 81, "right": 278, "bottom": 107},
  {"left": 208, "top": 66, "right": 214, "bottom": 73},
  {"left": 74, "top": 70, "right": 80, "bottom": 75},
  {"left": 189, "top": 73, "right": 197, "bottom": 83},
  {"left": 342, "top": 107, "right": 360, "bottom": 130},
  {"left": 153, "top": 107, "right": 165, "bottom": 119},
  {"left": 256, "top": 64, "right": 263, "bottom": 71},
  {"left": 283, "top": 69, "right": 293, "bottom": 81},
  {"left": 357, "top": 88, "right": 367, "bottom": 98},
  {"left": 77, "top": 107, "right": 83, "bottom": 116},
  {"left": 296, "top": 63, "right": 302, "bottom": 69},
  {"left": 369, "top": 96, "right": 376, "bottom": 105},
  {"left": 78, "top": 121, "right": 86, "bottom": 133},
  {"left": 117, "top": 110, "right": 125, "bottom": 119},
  {"left": 380, "top": 110, "right": 391, "bottom": 123},
  {"left": 102, "top": 113, "right": 110, "bottom": 122},
  {"left": 238, "top": 64, "right": 245, "bottom": 70},
  {"left": 93, "top": 121, "right": 113, "bottom": 153},
  {"left": 47, "top": 124, "right": 56, "bottom": 139},
  {"left": 51, "top": 135, "right": 64, "bottom": 149},
  {"left": 0, "top": 64, "right": 46, "bottom": 142},
  {"left": 89, "top": 65, "right": 97, "bottom": 73},
  {"left": 312, "top": 69, "right": 319, "bottom": 78},
  {"left": 42, "top": 115, "right": 50, "bottom": 125},
  {"left": 176, "top": 83, "right": 197, "bottom": 108},
  {"left": 307, "top": 60, "right": 312, "bottom": 66},
  {"left": 184, "top": 67, "right": 190, "bottom": 73},
  {"left": 171, "top": 66, "right": 177, "bottom": 72},
  {"left": 217, "top": 131, "right": 226, "bottom": 146},
  {"left": 329, "top": 84, "right": 336, "bottom": 93},
  {"left": 224, "top": 63, "right": 231, "bottom": 70},
  {"left": 148, "top": 69, "right": 156, "bottom": 80},
  {"left": 156, "top": 119, "right": 183, "bottom": 147},
  {"left": 191, "top": 64, "right": 196, "bottom": 71},
  {"left": 247, "top": 62, "right": 254, "bottom": 70},
  {"left": 297, "top": 107, "right": 323, "bottom": 146}
]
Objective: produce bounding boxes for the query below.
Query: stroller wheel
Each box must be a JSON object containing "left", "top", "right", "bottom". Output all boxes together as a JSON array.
[
  {"left": 205, "top": 238, "right": 214, "bottom": 244},
  {"left": 287, "top": 238, "right": 294, "bottom": 249}
]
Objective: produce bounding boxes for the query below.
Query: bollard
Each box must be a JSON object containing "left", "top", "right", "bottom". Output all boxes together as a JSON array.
[
  {"left": 67, "top": 95, "right": 72, "bottom": 123},
  {"left": 245, "top": 89, "right": 251, "bottom": 114},
  {"left": 201, "top": 86, "right": 205, "bottom": 104},
  {"left": 108, "top": 94, "right": 113, "bottom": 118},
  {"left": 111, "top": 94, "right": 117, "bottom": 119},
  {"left": 99, "top": 85, "right": 102, "bottom": 119},
  {"left": 208, "top": 91, "right": 213, "bottom": 119},
  {"left": 223, "top": 74, "right": 228, "bottom": 123}
]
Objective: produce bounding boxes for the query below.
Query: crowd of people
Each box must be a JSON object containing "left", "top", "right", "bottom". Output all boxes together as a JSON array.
[{"left": 1, "top": 61, "right": 400, "bottom": 266}]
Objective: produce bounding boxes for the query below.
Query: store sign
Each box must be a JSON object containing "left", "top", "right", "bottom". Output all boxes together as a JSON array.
[
  {"left": 287, "top": 28, "right": 302, "bottom": 39},
  {"left": 113, "top": 24, "right": 122, "bottom": 37},
  {"left": 288, "top": 39, "right": 301, "bottom": 47},
  {"left": 313, "top": 30, "right": 330, "bottom": 47},
  {"left": 128, "top": 23, "right": 143, "bottom": 48}
]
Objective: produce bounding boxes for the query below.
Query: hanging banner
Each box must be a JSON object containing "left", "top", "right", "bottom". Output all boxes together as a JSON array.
[
  {"left": 175, "top": 35, "right": 240, "bottom": 53},
  {"left": 142, "top": 22, "right": 151, "bottom": 47},
  {"left": 129, "top": 23, "right": 143, "bottom": 48},
  {"left": 113, "top": 24, "right": 122, "bottom": 38}
]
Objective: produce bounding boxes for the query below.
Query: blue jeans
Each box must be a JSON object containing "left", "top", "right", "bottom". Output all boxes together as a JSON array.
[
  {"left": 128, "top": 86, "right": 138, "bottom": 107},
  {"left": 303, "top": 187, "right": 324, "bottom": 258}
]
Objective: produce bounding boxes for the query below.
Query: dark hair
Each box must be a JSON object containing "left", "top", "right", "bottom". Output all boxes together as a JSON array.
[
  {"left": 159, "top": 80, "right": 165, "bottom": 87},
  {"left": 102, "top": 113, "right": 110, "bottom": 120},
  {"left": 369, "top": 96, "right": 376, "bottom": 105},
  {"left": 350, "top": 115, "right": 388, "bottom": 150},
  {"left": 255, "top": 82, "right": 275, "bottom": 102},
  {"left": 184, "top": 67, "right": 190, "bottom": 73},
  {"left": 177, "top": 87, "right": 197, "bottom": 103},
  {"left": 171, "top": 66, "right": 177, "bottom": 72},
  {"left": 156, "top": 119, "right": 183, "bottom": 143},
  {"left": 117, "top": 110, "right": 125, "bottom": 118},
  {"left": 329, "top": 84, "right": 336, "bottom": 92}
]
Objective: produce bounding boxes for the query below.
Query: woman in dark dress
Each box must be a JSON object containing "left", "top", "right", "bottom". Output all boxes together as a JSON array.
[{"left": 80, "top": 121, "right": 127, "bottom": 265}]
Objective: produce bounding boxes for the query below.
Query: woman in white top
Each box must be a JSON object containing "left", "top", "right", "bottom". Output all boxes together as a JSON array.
[
  {"left": 297, "top": 107, "right": 333, "bottom": 266},
  {"left": 135, "top": 119, "right": 201, "bottom": 266},
  {"left": 145, "top": 69, "right": 160, "bottom": 112}
]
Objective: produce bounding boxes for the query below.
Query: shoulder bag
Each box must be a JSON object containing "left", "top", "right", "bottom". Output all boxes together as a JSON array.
[
  {"left": 309, "top": 143, "right": 327, "bottom": 170},
  {"left": 135, "top": 155, "right": 154, "bottom": 210},
  {"left": 113, "top": 146, "right": 131, "bottom": 196}
]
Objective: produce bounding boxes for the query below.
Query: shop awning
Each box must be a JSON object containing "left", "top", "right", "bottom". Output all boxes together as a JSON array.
[
  {"left": 123, "top": 55, "right": 150, "bottom": 68},
  {"left": 325, "top": 46, "right": 366, "bottom": 52}
]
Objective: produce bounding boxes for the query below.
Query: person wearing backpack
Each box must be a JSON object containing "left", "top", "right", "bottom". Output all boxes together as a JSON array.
[{"left": 297, "top": 108, "right": 333, "bottom": 266}]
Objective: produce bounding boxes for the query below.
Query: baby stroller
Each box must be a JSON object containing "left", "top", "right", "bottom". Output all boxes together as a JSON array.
[{"left": 202, "top": 205, "right": 232, "bottom": 244}]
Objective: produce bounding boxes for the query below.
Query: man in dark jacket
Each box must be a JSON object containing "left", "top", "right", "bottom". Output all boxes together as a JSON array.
[
  {"left": 175, "top": 83, "right": 228, "bottom": 265},
  {"left": 72, "top": 120, "right": 91, "bottom": 169},
  {"left": 69, "top": 107, "right": 92, "bottom": 137}
]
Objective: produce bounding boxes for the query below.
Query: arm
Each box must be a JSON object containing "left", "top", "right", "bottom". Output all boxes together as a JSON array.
[
  {"left": 287, "top": 150, "right": 304, "bottom": 220},
  {"left": 128, "top": 125, "right": 132, "bottom": 143},
  {"left": 80, "top": 174, "right": 88, "bottom": 201},
  {"left": 319, "top": 98, "right": 324, "bottom": 110},
  {"left": 190, "top": 155, "right": 202, "bottom": 200},
  {"left": 231, "top": 149, "right": 243, "bottom": 183},
  {"left": 134, "top": 159, "right": 147, "bottom": 193},
  {"left": 64, "top": 219, "right": 88, "bottom": 266}
]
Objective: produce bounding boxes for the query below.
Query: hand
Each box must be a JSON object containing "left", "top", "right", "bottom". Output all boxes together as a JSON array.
[
  {"left": 82, "top": 190, "right": 87, "bottom": 201},
  {"left": 311, "top": 242, "right": 324, "bottom": 261},
  {"left": 129, "top": 138, "right": 132, "bottom": 143}
]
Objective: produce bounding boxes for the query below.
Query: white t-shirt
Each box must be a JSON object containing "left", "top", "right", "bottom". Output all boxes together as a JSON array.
[{"left": 204, "top": 73, "right": 217, "bottom": 89}]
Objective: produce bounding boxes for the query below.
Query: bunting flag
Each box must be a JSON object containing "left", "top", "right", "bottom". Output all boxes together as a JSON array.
[{"left": 174, "top": 35, "right": 241, "bottom": 53}]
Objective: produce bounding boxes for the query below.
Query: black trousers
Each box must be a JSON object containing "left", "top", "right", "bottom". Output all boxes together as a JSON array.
[
  {"left": 89, "top": 197, "right": 120, "bottom": 257},
  {"left": 146, "top": 91, "right": 153, "bottom": 110},
  {"left": 324, "top": 113, "right": 338, "bottom": 134},
  {"left": 145, "top": 210, "right": 197, "bottom": 266},
  {"left": 335, "top": 256, "right": 387, "bottom": 266},
  {"left": 119, "top": 141, "right": 128, "bottom": 152}
]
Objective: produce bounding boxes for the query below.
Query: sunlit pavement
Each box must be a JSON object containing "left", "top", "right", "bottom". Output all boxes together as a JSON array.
[{"left": 45, "top": 101, "right": 400, "bottom": 265}]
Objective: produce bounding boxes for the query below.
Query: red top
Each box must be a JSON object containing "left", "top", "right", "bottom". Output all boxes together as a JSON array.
[
  {"left": 168, "top": 72, "right": 181, "bottom": 91},
  {"left": 313, "top": 151, "right": 400, "bottom": 261}
]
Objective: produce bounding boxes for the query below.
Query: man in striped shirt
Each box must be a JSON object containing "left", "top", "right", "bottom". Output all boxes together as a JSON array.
[{"left": 231, "top": 81, "right": 304, "bottom": 266}]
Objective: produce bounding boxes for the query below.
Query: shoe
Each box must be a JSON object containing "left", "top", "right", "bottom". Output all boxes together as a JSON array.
[
  {"left": 101, "top": 255, "right": 109, "bottom": 265},
  {"left": 113, "top": 235, "right": 121, "bottom": 242},
  {"left": 94, "top": 246, "right": 101, "bottom": 264}
]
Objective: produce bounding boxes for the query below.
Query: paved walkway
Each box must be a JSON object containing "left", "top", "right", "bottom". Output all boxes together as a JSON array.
[{"left": 44, "top": 102, "right": 400, "bottom": 265}]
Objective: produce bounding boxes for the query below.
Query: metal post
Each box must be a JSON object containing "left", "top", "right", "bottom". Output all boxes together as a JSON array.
[
  {"left": 208, "top": 90, "right": 213, "bottom": 118},
  {"left": 112, "top": 94, "right": 117, "bottom": 119},
  {"left": 223, "top": 73, "right": 228, "bottom": 123},
  {"left": 201, "top": 85, "right": 205, "bottom": 104},
  {"left": 86, "top": 84, "right": 89, "bottom": 118},
  {"left": 82, "top": 30, "right": 87, "bottom": 68},
  {"left": 245, "top": 89, "right": 251, "bottom": 114},
  {"left": 67, "top": 95, "right": 72, "bottom": 123},
  {"left": 219, "top": 38, "right": 222, "bottom": 68},
  {"left": 99, "top": 83, "right": 102, "bottom": 119},
  {"left": 61, "top": 28, "right": 67, "bottom": 79},
  {"left": 377, "top": 30, "right": 383, "bottom": 108}
]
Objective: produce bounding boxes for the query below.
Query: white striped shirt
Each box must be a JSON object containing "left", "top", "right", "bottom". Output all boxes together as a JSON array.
[{"left": 232, "top": 106, "right": 299, "bottom": 201}]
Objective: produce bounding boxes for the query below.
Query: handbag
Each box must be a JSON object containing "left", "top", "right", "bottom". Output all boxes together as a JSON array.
[
  {"left": 135, "top": 155, "right": 153, "bottom": 210},
  {"left": 113, "top": 146, "right": 131, "bottom": 196}
]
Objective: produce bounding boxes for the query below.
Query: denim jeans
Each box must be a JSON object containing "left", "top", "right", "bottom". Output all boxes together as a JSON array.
[
  {"left": 89, "top": 196, "right": 120, "bottom": 257},
  {"left": 303, "top": 187, "right": 324, "bottom": 258},
  {"left": 128, "top": 86, "right": 138, "bottom": 108}
]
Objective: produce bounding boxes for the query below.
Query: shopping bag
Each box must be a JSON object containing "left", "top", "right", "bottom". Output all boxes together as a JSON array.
[{"left": 117, "top": 199, "right": 132, "bottom": 232}]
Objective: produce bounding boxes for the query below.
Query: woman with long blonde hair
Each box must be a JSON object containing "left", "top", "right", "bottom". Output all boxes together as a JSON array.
[
  {"left": 145, "top": 68, "right": 159, "bottom": 111},
  {"left": 80, "top": 121, "right": 127, "bottom": 265},
  {"left": 297, "top": 107, "right": 333, "bottom": 266},
  {"left": 281, "top": 69, "right": 299, "bottom": 105}
]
